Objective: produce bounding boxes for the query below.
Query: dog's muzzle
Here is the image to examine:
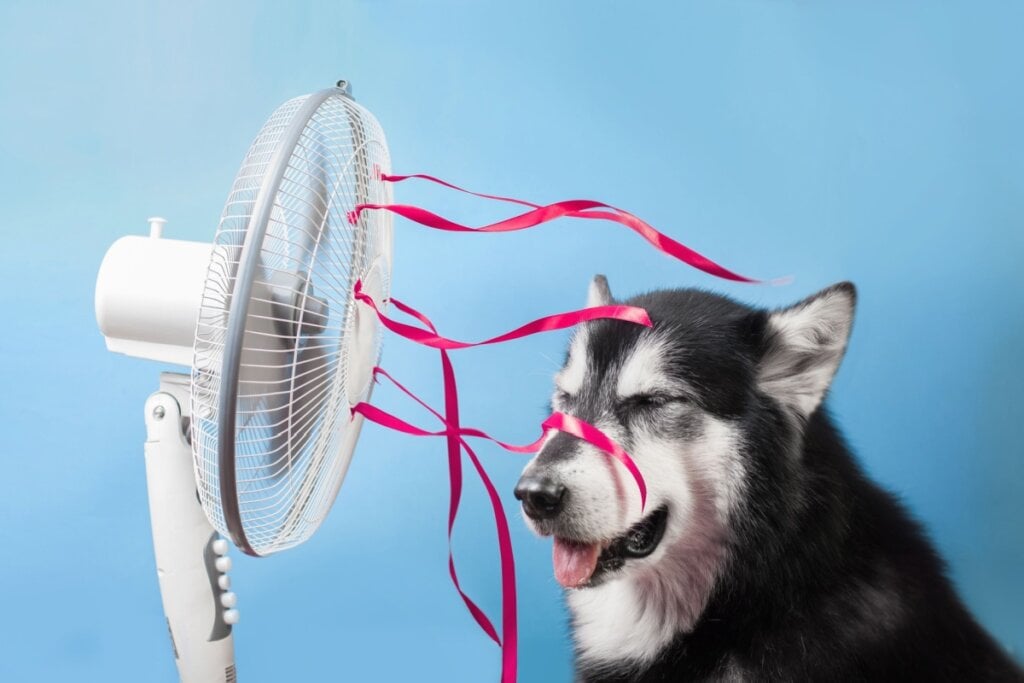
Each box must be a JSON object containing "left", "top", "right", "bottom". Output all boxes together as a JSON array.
[{"left": 515, "top": 433, "right": 671, "bottom": 588}]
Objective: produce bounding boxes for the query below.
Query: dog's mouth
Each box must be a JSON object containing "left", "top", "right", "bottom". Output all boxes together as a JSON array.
[{"left": 552, "top": 506, "right": 669, "bottom": 589}]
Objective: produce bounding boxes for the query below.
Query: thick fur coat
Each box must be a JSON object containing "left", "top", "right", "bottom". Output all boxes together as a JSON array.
[{"left": 515, "top": 277, "right": 1022, "bottom": 682}]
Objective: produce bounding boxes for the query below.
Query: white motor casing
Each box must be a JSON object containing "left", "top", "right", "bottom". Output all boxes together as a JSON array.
[{"left": 96, "top": 229, "right": 211, "bottom": 366}]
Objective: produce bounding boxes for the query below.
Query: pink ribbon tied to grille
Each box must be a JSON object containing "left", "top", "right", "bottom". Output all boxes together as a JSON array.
[{"left": 346, "top": 171, "right": 775, "bottom": 682}]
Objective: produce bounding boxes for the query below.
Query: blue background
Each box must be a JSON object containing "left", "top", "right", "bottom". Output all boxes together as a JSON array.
[{"left": 0, "top": 1, "right": 1021, "bottom": 681}]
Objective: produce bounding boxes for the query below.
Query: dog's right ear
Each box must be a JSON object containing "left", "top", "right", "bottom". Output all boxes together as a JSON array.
[
  {"left": 758, "top": 282, "right": 856, "bottom": 418},
  {"left": 587, "top": 274, "right": 614, "bottom": 307}
]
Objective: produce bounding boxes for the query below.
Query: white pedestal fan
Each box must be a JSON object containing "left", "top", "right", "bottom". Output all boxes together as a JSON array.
[{"left": 94, "top": 81, "right": 394, "bottom": 682}]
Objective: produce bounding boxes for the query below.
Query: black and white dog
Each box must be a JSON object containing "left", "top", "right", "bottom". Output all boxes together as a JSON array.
[{"left": 515, "top": 276, "right": 1021, "bottom": 682}]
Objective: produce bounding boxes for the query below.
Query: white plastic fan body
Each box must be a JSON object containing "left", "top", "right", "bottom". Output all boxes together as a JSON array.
[{"left": 94, "top": 82, "right": 392, "bottom": 682}]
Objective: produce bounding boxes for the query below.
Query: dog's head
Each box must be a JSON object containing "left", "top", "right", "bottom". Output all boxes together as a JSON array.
[{"left": 515, "top": 275, "right": 856, "bottom": 594}]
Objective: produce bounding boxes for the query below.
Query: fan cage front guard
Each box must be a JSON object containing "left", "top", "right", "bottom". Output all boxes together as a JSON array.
[{"left": 190, "top": 86, "right": 393, "bottom": 556}]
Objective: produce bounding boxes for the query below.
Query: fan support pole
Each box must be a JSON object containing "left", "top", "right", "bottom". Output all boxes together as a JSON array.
[{"left": 144, "top": 372, "right": 237, "bottom": 682}]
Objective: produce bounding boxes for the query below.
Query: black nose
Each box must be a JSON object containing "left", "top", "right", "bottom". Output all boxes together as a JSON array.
[{"left": 514, "top": 475, "right": 567, "bottom": 520}]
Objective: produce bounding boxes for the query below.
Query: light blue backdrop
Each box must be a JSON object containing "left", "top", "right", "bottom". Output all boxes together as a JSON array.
[{"left": 0, "top": 2, "right": 1020, "bottom": 681}]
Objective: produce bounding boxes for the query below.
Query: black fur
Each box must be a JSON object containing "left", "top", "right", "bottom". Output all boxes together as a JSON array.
[{"left": 570, "top": 287, "right": 1022, "bottom": 682}]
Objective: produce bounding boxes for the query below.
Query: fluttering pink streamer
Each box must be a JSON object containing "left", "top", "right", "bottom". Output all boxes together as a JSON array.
[
  {"left": 349, "top": 171, "right": 770, "bottom": 283},
  {"left": 346, "top": 170, "right": 770, "bottom": 681},
  {"left": 356, "top": 369, "right": 649, "bottom": 510},
  {"left": 540, "top": 412, "right": 647, "bottom": 511},
  {"left": 354, "top": 280, "right": 652, "bottom": 350},
  {"left": 350, "top": 289, "right": 652, "bottom": 683}
]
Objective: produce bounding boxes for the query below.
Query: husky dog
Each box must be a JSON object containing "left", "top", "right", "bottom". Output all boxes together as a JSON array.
[{"left": 515, "top": 276, "right": 1021, "bottom": 682}]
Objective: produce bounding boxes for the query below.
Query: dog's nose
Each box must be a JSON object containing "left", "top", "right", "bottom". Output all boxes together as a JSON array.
[{"left": 514, "top": 474, "right": 567, "bottom": 520}]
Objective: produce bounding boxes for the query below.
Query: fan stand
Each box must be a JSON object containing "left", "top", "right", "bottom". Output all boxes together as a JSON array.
[{"left": 144, "top": 372, "right": 237, "bottom": 682}]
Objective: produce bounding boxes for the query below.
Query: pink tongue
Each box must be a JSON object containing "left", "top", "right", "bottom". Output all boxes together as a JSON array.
[{"left": 553, "top": 538, "right": 601, "bottom": 588}]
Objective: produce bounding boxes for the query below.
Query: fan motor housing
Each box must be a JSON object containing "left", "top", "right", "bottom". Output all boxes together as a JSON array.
[{"left": 95, "top": 232, "right": 213, "bottom": 367}]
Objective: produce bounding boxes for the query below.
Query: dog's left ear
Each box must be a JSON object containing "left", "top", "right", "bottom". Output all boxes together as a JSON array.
[
  {"left": 758, "top": 282, "right": 856, "bottom": 417},
  {"left": 587, "top": 274, "right": 614, "bottom": 307}
]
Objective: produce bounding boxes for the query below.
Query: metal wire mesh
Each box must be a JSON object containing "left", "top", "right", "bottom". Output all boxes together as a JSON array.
[{"left": 191, "top": 90, "right": 392, "bottom": 555}]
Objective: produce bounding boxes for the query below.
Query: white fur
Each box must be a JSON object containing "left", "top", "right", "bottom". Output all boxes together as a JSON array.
[
  {"left": 689, "top": 416, "right": 745, "bottom": 524},
  {"left": 555, "top": 329, "right": 589, "bottom": 396},
  {"left": 615, "top": 335, "right": 676, "bottom": 399},
  {"left": 568, "top": 417, "right": 741, "bottom": 666},
  {"left": 587, "top": 275, "right": 613, "bottom": 308},
  {"left": 521, "top": 438, "right": 633, "bottom": 539},
  {"left": 760, "top": 287, "right": 854, "bottom": 417},
  {"left": 526, "top": 308, "right": 752, "bottom": 668},
  {"left": 616, "top": 337, "right": 744, "bottom": 524},
  {"left": 566, "top": 435, "right": 690, "bottom": 665},
  {"left": 555, "top": 273, "right": 609, "bottom": 398},
  {"left": 570, "top": 578, "right": 677, "bottom": 665}
]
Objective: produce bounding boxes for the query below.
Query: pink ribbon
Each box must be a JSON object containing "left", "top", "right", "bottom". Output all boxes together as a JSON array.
[
  {"left": 539, "top": 412, "right": 647, "bottom": 511},
  {"left": 345, "top": 169, "right": 774, "bottom": 681},
  {"left": 371, "top": 298, "right": 509, "bottom": 649},
  {"left": 350, "top": 172, "right": 772, "bottom": 284},
  {"left": 354, "top": 392, "right": 647, "bottom": 511},
  {"left": 361, "top": 370, "right": 648, "bottom": 499},
  {"left": 354, "top": 280, "right": 652, "bottom": 350},
  {"left": 351, "top": 289, "right": 652, "bottom": 683},
  {"left": 357, "top": 370, "right": 540, "bottom": 454}
]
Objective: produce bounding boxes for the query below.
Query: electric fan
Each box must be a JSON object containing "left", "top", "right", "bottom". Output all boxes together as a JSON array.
[{"left": 95, "top": 81, "right": 393, "bottom": 681}]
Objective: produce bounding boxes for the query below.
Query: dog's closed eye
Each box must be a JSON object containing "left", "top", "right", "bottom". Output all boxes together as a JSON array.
[{"left": 623, "top": 393, "right": 689, "bottom": 410}]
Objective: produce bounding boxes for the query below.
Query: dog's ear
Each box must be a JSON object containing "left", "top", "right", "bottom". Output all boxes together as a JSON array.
[
  {"left": 587, "top": 274, "right": 614, "bottom": 307},
  {"left": 758, "top": 282, "right": 856, "bottom": 417}
]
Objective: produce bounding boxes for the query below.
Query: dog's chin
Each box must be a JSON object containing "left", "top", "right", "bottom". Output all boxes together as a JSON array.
[{"left": 541, "top": 506, "right": 670, "bottom": 590}]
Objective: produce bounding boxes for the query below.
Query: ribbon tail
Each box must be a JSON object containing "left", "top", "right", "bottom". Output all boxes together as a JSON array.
[{"left": 369, "top": 171, "right": 777, "bottom": 283}]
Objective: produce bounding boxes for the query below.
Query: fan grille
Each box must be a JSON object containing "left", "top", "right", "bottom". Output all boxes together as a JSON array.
[{"left": 191, "top": 89, "right": 392, "bottom": 555}]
